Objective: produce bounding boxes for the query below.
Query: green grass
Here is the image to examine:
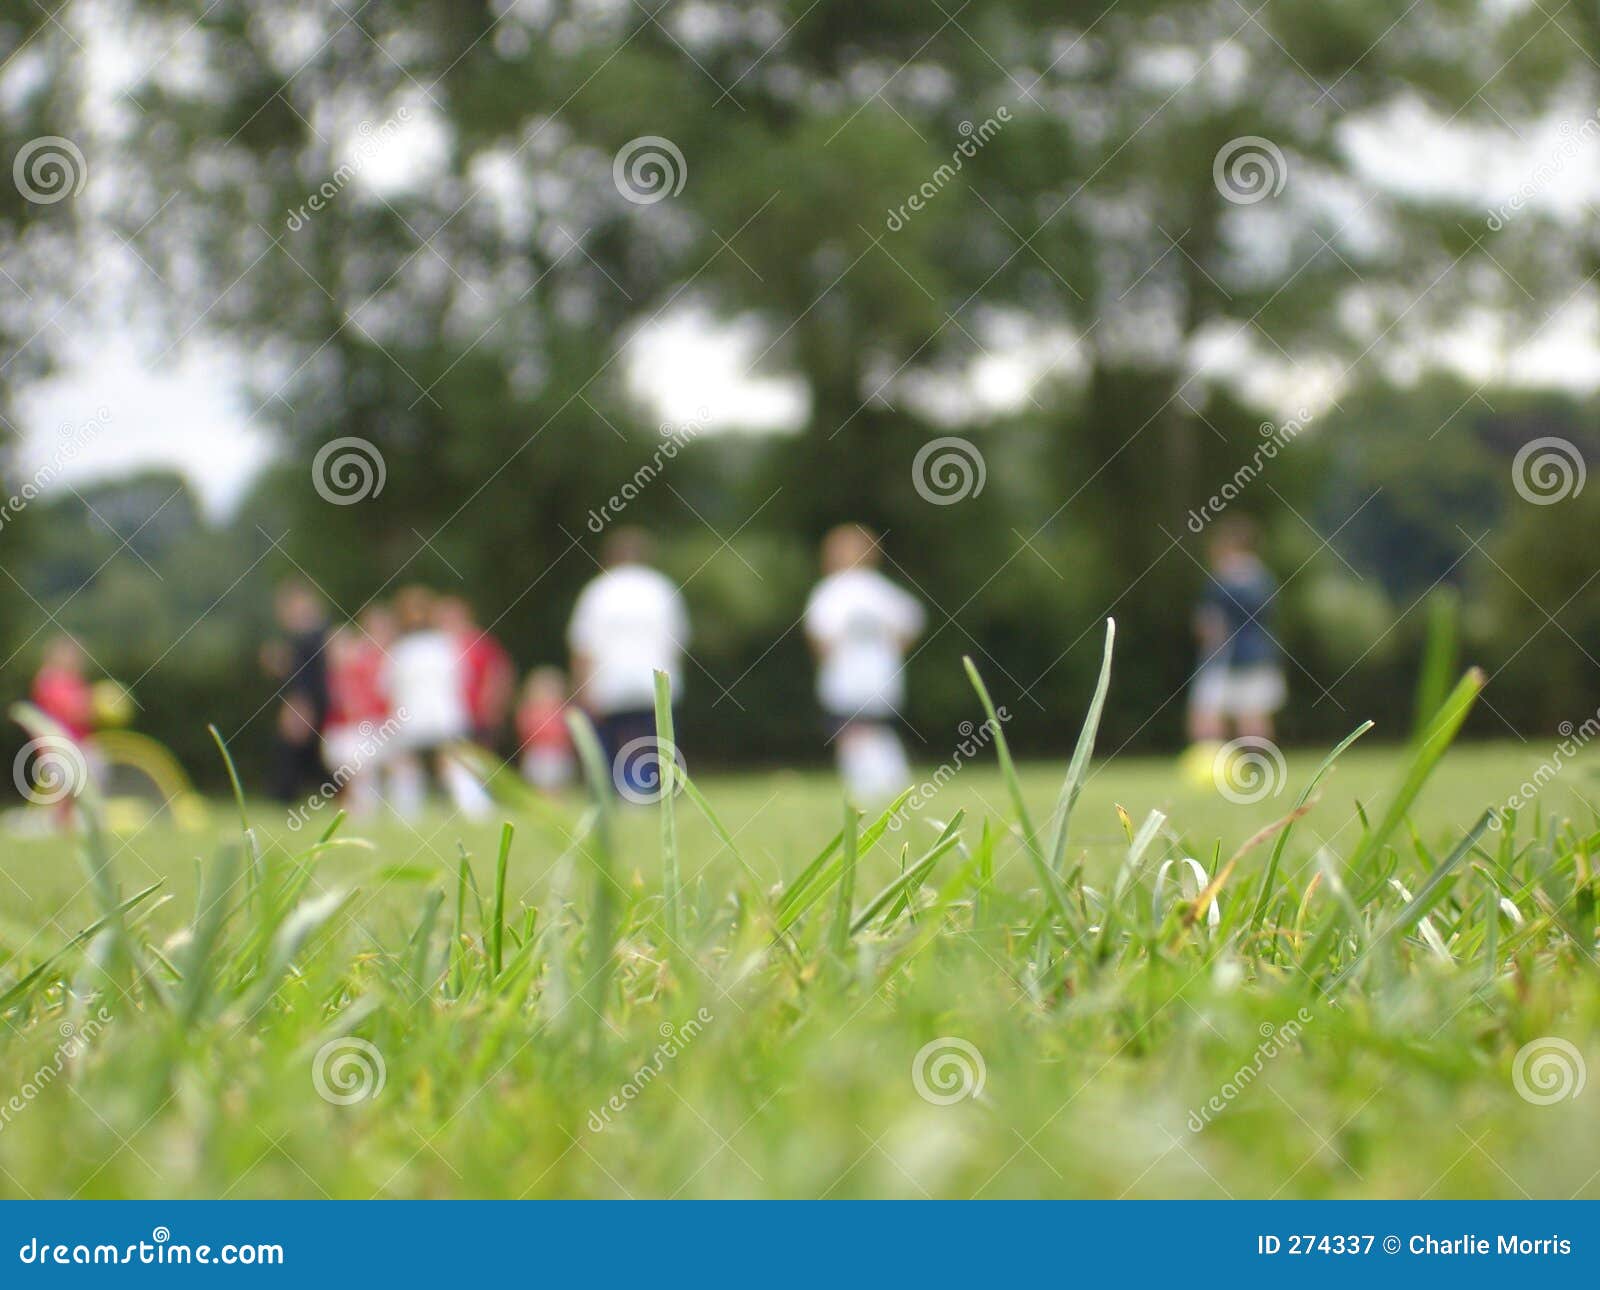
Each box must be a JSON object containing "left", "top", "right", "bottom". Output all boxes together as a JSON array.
[{"left": 2, "top": 663, "right": 1600, "bottom": 1200}]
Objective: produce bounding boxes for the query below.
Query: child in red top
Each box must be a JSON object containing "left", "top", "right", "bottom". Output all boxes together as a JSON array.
[
  {"left": 438, "top": 597, "right": 514, "bottom": 747},
  {"left": 32, "top": 637, "right": 93, "bottom": 741},
  {"left": 320, "top": 616, "right": 396, "bottom": 819},
  {"left": 517, "top": 668, "right": 574, "bottom": 792}
]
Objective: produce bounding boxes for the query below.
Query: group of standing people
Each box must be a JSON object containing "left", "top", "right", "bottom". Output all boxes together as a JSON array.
[
  {"left": 25, "top": 517, "right": 1284, "bottom": 821},
  {"left": 265, "top": 581, "right": 512, "bottom": 819},
  {"left": 263, "top": 522, "right": 934, "bottom": 814},
  {"left": 264, "top": 516, "right": 1287, "bottom": 818}
]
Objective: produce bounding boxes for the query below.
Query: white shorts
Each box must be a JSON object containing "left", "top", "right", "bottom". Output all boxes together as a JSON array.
[
  {"left": 521, "top": 747, "right": 574, "bottom": 791},
  {"left": 323, "top": 724, "right": 385, "bottom": 775},
  {"left": 1190, "top": 664, "right": 1286, "bottom": 717}
]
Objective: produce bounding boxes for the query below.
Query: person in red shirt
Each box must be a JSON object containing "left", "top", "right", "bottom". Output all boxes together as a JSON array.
[
  {"left": 32, "top": 636, "right": 94, "bottom": 742},
  {"left": 320, "top": 609, "right": 396, "bottom": 819},
  {"left": 438, "top": 596, "right": 514, "bottom": 749},
  {"left": 516, "top": 667, "right": 575, "bottom": 792}
]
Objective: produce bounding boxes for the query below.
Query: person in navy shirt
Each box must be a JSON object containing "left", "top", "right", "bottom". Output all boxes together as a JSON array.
[{"left": 1187, "top": 516, "right": 1286, "bottom": 744}]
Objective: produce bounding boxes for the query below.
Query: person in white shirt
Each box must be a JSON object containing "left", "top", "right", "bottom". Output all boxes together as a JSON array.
[
  {"left": 383, "top": 585, "right": 491, "bottom": 821},
  {"left": 804, "top": 524, "right": 924, "bottom": 803},
  {"left": 567, "top": 529, "right": 690, "bottom": 797}
]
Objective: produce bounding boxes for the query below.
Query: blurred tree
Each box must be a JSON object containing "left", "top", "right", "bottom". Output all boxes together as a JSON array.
[
  {"left": 0, "top": 5, "right": 90, "bottom": 667},
  {"left": 11, "top": 0, "right": 1592, "bottom": 767}
]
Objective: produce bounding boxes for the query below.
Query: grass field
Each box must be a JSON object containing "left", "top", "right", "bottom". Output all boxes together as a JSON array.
[{"left": 2, "top": 658, "right": 1599, "bottom": 1199}]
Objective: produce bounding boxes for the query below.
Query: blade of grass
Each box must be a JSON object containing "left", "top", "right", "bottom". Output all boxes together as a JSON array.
[
  {"left": 852, "top": 812, "right": 966, "bottom": 933},
  {"left": 1328, "top": 810, "right": 1492, "bottom": 991},
  {"left": 1047, "top": 618, "right": 1115, "bottom": 876},
  {"left": 1249, "top": 720, "right": 1374, "bottom": 937},
  {"left": 0, "top": 882, "right": 163, "bottom": 1014},
  {"left": 177, "top": 847, "right": 243, "bottom": 1030},
  {"left": 1347, "top": 668, "right": 1484, "bottom": 881},
  {"left": 776, "top": 790, "right": 913, "bottom": 930},
  {"left": 452, "top": 846, "right": 470, "bottom": 996},
  {"left": 654, "top": 669, "right": 682, "bottom": 942},
  {"left": 1411, "top": 587, "right": 1459, "bottom": 742},
  {"left": 830, "top": 803, "right": 860, "bottom": 956},
  {"left": 964, "top": 658, "right": 1079, "bottom": 936},
  {"left": 568, "top": 709, "right": 619, "bottom": 1045},
  {"left": 492, "top": 822, "right": 513, "bottom": 979}
]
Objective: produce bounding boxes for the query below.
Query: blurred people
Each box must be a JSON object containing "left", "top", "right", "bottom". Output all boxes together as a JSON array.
[
  {"left": 516, "top": 667, "right": 575, "bottom": 792},
  {"left": 262, "top": 579, "right": 330, "bottom": 803},
  {"left": 438, "top": 595, "right": 515, "bottom": 748},
  {"left": 1187, "top": 515, "right": 1286, "bottom": 744},
  {"left": 567, "top": 528, "right": 689, "bottom": 796},
  {"left": 804, "top": 524, "right": 924, "bottom": 804},
  {"left": 31, "top": 636, "right": 94, "bottom": 743},
  {"left": 322, "top": 608, "right": 395, "bottom": 818},
  {"left": 383, "top": 586, "right": 491, "bottom": 821}
]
